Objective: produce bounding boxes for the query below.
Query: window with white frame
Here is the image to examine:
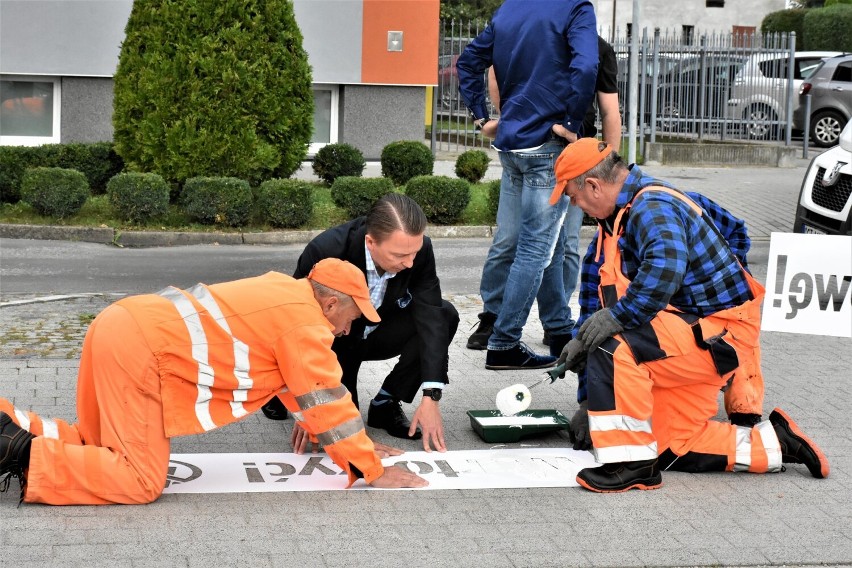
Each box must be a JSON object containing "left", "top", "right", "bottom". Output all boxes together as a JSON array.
[
  {"left": 309, "top": 85, "right": 339, "bottom": 155},
  {"left": 0, "top": 76, "right": 61, "bottom": 146}
]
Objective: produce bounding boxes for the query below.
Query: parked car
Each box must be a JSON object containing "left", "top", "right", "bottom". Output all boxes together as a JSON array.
[
  {"left": 793, "top": 54, "right": 852, "bottom": 147},
  {"left": 438, "top": 54, "right": 461, "bottom": 111},
  {"left": 727, "top": 50, "right": 841, "bottom": 139},
  {"left": 793, "top": 120, "right": 852, "bottom": 235}
]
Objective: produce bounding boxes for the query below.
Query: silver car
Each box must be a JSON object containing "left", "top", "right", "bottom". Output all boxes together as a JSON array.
[{"left": 793, "top": 54, "right": 852, "bottom": 147}]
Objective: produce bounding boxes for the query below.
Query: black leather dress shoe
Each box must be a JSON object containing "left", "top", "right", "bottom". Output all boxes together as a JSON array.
[
  {"left": 260, "top": 397, "right": 289, "bottom": 421},
  {"left": 576, "top": 458, "right": 662, "bottom": 493},
  {"left": 367, "top": 401, "right": 422, "bottom": 440}
]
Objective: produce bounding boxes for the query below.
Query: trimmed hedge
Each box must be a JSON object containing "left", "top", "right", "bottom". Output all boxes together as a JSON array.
[
  {"left": 804, "top": 4, "right": 852, "bottom": 51},
  {"left": 487, "top": 179, "right": 501, "bottom": 220},
  {"left": 20, "top": 167, "right": 90, "bottom": 219},
  {"left": 380, "top": 140, "right": 434, "bottom": 185},
  {"left": 312, "top": 143, "right": 366, "bottom": 185},
  {"left": 107, "top": 172, "right": 170, "bottom": 224},
  {"left": 761, "top": 9, "right": 809, "bottom": 47},
  {"left": 405, "top": 175, "right": 470, "bottom": 225},
  {"left": 182, "top": 177, "right": 253, "bottom": 226},
  {"left": 455, "top": 150, "right": 490, "bottom": 184},
  {"left": 330, "top": 177, "right": 395, "bottom": 219},
  {"left": 257, "top": 178, "right": 313, "bottom": 228}
]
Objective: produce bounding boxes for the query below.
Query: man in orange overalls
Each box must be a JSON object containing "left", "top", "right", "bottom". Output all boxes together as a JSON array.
[
  {"left": 0, "top": 258, "right": 427, "bottom": 505},
  {"left": 549, "top": 138, "right": 830, "bottom": 493}
]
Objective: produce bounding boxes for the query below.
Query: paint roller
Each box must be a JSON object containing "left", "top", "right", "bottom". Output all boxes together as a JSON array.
[{"left": 495, "top": 362, "right": 567, "bottom": 416}]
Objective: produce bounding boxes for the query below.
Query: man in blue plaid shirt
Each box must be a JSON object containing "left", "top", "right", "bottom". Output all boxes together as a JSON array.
[{"left": 550, "top": 138, "right": 829, "bottom": 493}]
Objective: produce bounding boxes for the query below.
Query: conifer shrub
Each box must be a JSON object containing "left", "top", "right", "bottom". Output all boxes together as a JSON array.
[
  {"left": 454, "top": 149, "right": 490, "bottom": 183},
  {"left": 182, "top": 177, "right": 253, "bottom": 226},
  {"left": 257, "top": 178, "right": 313, "bottom": 228},
  {"left": 113, "top": 0, "right": 314, "bottom": 185},
  {"left": 312, "top": 143, "right": 366, "bottom": 185},
  {"left": 107, "top": 172, "right": 170, "bottom": 224},
  {"left": 20, "top": 167, "right": 90, "bottom": 219},
  {"left": 330, "top": 177, "right": 395, "bottom": 219},
  {"left": 380, "top": 141, "right": 434, "bottom": 185},
  {"left": 405, "top": 175, "right": 470, "bottom": 225}
]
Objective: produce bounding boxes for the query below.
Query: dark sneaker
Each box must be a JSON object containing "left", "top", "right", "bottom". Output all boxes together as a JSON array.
[
  {"left": 485, "top": 342, "right": 557, "bottom": 370},
  {"left": 367, "top": 401, "right": 422, "bottom": 440},
  {"left": 1, "top": 412, "right": 35, "bottom": 498},
  {"left": 729, "top": 412, "right": 762, "bottom": 428},
  {"left": 547, "top": 333, "right": 572, "bottom": 358},
  {"left": 260, "top": 397, "right": 289, "bottom": 421},
  {"left": 466, "top": 312, "right": 496, "bottom": 350},
  {"left": 576, "top": 459, "right": 662, "bottom": 493},
  {"left": 770, "top": 408, "right": 829, "bottom": 479}
]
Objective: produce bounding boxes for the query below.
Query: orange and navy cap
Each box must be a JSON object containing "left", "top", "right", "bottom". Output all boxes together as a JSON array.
[
  {"left": 307, "top": 258, "right": 381, "bottom": 323},
  {"left": 549, "top": 138, "right": 613, "bottom": 205}
]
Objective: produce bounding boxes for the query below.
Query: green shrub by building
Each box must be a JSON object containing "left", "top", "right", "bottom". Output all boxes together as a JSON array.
[
  {"left": 312, "top": 143, "right": 366, "bottom": 186},
  {"left": 405, "top": 175, "right": 470, "bottom": 225},
  {"left": 113, "top": 0, "right": 313, "bottom": 185},
  {"left": 20, "top": 167, "right": 90, "bottom": 219},
  {"left": 454, "top": 150, "right": 490, "bottom": 184},
  {"left": 761, "top": 9, "right": 810, "bottom": 47},
  {"left": 107, "top": 172, "right": 170, "bottom": 224},
  {"left": 380, "top": 141, "right": 434, "bottom": 185},
  {"left": 182, "top": 177, "right": 253, "bottom": 227},
  {"left": 257, "top": 178, "right": 313, "bottom": 228},
  {"left": 803, "top": 5, "right": 852, "bottom": 51},
  {"left": 487, "top": 179, "right": 501, "bottom": 220},
  {"left": 330, "top": 177, "right": 395, "bottom": 219}
]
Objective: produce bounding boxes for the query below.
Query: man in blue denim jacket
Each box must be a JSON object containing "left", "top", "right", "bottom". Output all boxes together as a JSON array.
[{"left": 457, "top": 0, "right": 598, "bottom": 369}]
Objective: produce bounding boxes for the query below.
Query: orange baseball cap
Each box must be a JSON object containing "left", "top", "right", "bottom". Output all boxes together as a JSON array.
[
  {"left": 307, "top": 258, "right": 381, "bottom": 323},
  {"left": 549, "top": 138, "right": 613, "bottom": 205}
]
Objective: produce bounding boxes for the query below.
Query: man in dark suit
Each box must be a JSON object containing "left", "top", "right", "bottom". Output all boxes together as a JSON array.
[{"left": 262, "top": 194, "right": 459, "bottom": 452}]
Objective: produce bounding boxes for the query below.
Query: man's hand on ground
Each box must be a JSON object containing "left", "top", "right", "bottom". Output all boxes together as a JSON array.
[
  {"left": 372, "top": 441, "right": 405, "bottom": 459},
  {"left": 290, "top": 422, "right": 320, "bottom": 455},
  {"left": 369, "top": 464, "right": 429, "bottom": 488},
  {"left": 411, "top": 398, "right": 447, "bottom": 453}
]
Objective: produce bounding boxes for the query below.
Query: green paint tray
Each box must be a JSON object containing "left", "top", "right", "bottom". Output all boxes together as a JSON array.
[{"left": 467, "top": 409, "right": 570, "bottom": 443}]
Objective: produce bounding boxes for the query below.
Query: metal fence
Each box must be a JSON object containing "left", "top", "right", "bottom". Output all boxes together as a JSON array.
[{"left": 432, "top": 24, "right": 800, "bottom": 153}]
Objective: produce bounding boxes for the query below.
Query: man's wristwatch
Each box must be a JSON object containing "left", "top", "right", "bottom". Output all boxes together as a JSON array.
[
  {"left": 422, "top": 388, "right": 442, "bottom": 401},
  {"left": 474, "top": 117, "right": 494, "bottom": 131}
]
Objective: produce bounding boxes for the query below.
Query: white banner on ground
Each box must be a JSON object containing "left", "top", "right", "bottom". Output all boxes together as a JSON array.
[
  {"left": 162, "top": 448, "right": 600, "bottom": 493},
  {"left": 762, "top": 232, "right": 852, "bottom": 338}
]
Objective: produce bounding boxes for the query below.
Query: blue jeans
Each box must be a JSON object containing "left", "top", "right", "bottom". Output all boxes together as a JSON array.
[
  {"left": 535, "top": 201, "right": 584, "bottom": 332},
  {"left": 480, "top": 141, "right": 571, "bottom": 349}
]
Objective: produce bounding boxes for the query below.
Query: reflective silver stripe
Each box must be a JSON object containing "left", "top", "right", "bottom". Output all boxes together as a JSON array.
[
  {"left": 160, "top": 287, "right": 216, "bottom": 431},
  {"left": 589, "top": 414, "right": 653, "bottom": 434},
  {"left": 295, "top": 385, "right": 350, "bottom": 411},
  {"left": 14, "top": 409, "right": 31, "bottom": 432},
  {"left": 593, "top": 442, "right": 658, "bottom": 463},
  {"left": 40, "top": 417, "right": 59, "bottom": 439},
  {"left": 291, "top": 411, "right": 304, "bottom": 422},
  {"left": 733, "top": 425, "right": 752, "bottom": 472},
  {"left": 315, "top": 417, "right": 365, "bottom": 446},
  {"left": 187, "top": 284, "right": 252, "bottom": 419},
  {"left": 756, "top": 420, "right": 783, "bottom": 473}
]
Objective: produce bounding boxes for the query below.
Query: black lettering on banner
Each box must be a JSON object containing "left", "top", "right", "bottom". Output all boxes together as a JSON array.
[
  {"left": 244, "top": 462, "right": 265, "bottom": 483},
  {"left": 394, "top": 461, "right": 434, "bottom": 475},
  {"left": 786, "top": 272, "right": 852, "bottom": 319},
  {"left": 773, "top": 255, "right": 787, "bottom": 308},
  {"left": 434, "top": 460, "right": 460, "bottom": 478},
  {"left": 298, "top": 456, "right": 340, "bottom": 476},
  {"left": 266, "top": 462, "right": 297, "bottom": 482},
  {"left": 815, "top": 275, "right": 852, "bottom": 312}
]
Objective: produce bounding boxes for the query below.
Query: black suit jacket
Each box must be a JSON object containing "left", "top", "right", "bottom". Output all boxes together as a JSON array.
[{"left": 293, "top": 217, "right": 450, "bottom": 382}]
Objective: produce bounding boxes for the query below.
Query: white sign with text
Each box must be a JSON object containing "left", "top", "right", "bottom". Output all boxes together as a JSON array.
[
  {"left": 162, "top": 448, "right": 600, "bottom": 493},
  {"left": 762, "top": 232, "right": 852, "bottom": 337}
]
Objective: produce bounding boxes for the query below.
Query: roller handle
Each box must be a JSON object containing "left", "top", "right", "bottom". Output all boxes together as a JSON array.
[{"left": 545, "top": 362, "right": 567, "bottom": 382}]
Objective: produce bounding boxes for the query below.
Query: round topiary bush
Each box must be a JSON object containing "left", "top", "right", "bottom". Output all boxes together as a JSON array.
[
  {"left": 182, "top": 177, "right": 253, "bottom": 226},
  {"left": 257, "top": 178, "right": 313, "bottom": 228},
  {"left": 107, "top": 172, "right": 170, "bottom": 224},
  {"left": 380, "top": 141, "right": 434, "bottom": 186},
  {"left": 330, "top": 177, "right": 395, "bottom": 219},
  {"left": 405, "top": 175, "right": 470, "bottom": 225},
  {"left": 454, "top": 149, "right": 490, "bottom": 183},
  {"left": 312, "top": 143, "right": 366, "bottom": 186},
  {"left": 20, "top": 167, "right": 90, "bottom": 219},
  {"left": 487, "top": 179, "right": 501, "bottom": 220},
  {"left": 53, "top": 143, "right": 125, "bottom": 195}
]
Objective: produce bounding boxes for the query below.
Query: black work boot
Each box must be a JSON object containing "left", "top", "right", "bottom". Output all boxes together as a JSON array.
[
  {"left": 729, "top": 412, "right": 762, "bottom": 427},
  {"left": 467, "top": 312, "right": 496, "bottom": 350},
  {"left": 547, "top": 333, "right": 573, "bottom": 358},
  {"left": 0, "top": 412, "right": 35, "bottom": 498},
  {"left": 769, "top": 408, "right": 830, "bottom": 479},
  {"left": 260, "top": 397, "right": 289, "bottom": 421},
  {"left": 576, "top": 458, "right": 662, "bottom": 493}
]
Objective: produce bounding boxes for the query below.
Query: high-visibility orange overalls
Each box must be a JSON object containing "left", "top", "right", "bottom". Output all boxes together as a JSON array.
[{"left": 586, "top": 188, "right": 782, "bottom": 474}]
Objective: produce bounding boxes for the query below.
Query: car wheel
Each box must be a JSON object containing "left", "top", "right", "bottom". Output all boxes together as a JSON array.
[
  {"left": 810, "top": 110, "right": 846, "bottom": 148},
  {"left": 743, "top": 104, "right": 778, "bottom": 140}
]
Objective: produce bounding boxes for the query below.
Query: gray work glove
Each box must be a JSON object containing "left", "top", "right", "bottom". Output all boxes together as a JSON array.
[
  {"left": 569, "top": 400, "right": 592, "bottom": 451},
  {"left": 577, "top": 308, "right": 623, "bottom": 352},
  {"left": 556, "top": 338, "right": 587, "bottom": 376}
]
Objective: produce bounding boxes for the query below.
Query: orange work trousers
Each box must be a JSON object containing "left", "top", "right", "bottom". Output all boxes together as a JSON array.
[{"left": 1, "top": 304, "right": 170, "bottom": 505}]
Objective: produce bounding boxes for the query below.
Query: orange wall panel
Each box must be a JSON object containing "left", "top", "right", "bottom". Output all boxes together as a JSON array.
[{"left": 361, "top": 0, "right": 439, "bottom": 85}]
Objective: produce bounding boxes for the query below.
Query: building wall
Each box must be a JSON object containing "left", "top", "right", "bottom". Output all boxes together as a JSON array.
[
  {"left": 593, "top": 0, "right": 787, "bottom": 36},
  {"left": 341, "top": 86, "right": 425, "bottom": 160},
  {"left": 60, "top": 78, "right": 114, "bottom": 143}
]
